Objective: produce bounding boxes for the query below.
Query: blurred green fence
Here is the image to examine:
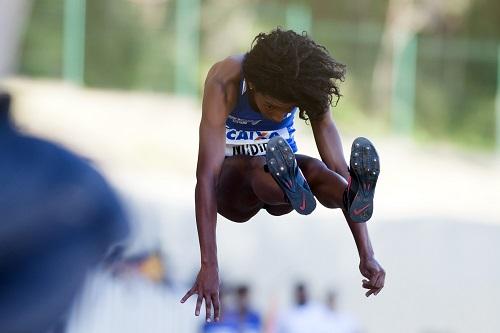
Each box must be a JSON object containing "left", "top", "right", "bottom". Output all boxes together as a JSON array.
[{"left": 19, "top": 0, "right": 500, "bottom": 150}]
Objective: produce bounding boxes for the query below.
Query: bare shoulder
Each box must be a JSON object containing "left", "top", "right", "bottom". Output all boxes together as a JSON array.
[
  {"left": 205, "top": 55, "right": 243, "bottom": 88},
  {"left": 202, "top": 55, "right": 244, "bottom": 119}
]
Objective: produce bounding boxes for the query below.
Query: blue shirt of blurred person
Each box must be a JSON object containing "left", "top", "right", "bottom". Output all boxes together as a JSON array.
[
  {"left": 0, "top": 94, "right": 129, "bottom": 333},
  {"left": 203, "top": 309, "right": 261, "bottom": 333}
]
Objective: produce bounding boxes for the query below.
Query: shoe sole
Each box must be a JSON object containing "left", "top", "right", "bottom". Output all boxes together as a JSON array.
[
  {"left": 266, "top": 136, "right": 316, "bottom": 215},
  {"left": 348, "top": 137, "right": 380, "bottom": 223}
]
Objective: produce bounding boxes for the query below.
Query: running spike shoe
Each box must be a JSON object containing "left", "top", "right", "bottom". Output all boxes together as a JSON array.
[
  {"left": 265, "top": 136, "right": 316, "bottom": 215},
  {"left": 345, "top": 137, "right": 380, "bottom": 223}
]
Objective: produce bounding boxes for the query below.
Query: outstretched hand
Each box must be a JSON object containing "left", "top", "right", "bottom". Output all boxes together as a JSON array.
[
  {"left": 359, "top": 257, "right": 385, "bottom": 297},
  {"left": 180, "top": 265, "right": 221, "bottom": 322}
]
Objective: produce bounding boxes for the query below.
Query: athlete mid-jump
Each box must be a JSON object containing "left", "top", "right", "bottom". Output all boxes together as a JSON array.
[{"left": 181, "top": 28, "right": 385, "bottom": 322}]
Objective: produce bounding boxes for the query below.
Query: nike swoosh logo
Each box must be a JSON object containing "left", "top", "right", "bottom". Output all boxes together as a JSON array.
[
  {"left": 353, "top": 204, "right": 370, "bottom": 216},
  {"left": 299, "top": 193, "right": 306, "bottom": 211}
]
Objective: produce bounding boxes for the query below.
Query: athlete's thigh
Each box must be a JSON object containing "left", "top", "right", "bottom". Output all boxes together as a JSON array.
[{"left": 216, "top": 156, "right": 262, "bottom": 223}]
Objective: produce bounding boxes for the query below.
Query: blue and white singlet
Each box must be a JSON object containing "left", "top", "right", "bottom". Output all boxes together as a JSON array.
[{"left": 225, "top": 79, "right": 298, "bottom": 156}]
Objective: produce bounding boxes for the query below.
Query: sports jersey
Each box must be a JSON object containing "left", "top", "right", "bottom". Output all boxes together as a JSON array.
[{"left": 225, "top": 78, "right": 298, "bottom": 156}]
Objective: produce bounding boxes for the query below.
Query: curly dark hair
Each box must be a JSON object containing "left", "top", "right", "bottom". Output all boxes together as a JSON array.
[{"left": 242, "top": 28, "right": 346, "bottom": 121}]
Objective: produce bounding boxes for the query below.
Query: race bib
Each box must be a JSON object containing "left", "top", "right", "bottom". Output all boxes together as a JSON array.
[{"left": 225, "top": 127, "right": 295, "bottom": 156}]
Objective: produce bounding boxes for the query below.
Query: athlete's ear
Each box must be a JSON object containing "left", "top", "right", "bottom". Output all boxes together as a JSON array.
[{"left": 247, "top": 81, "right": 254, "bottom": 91}]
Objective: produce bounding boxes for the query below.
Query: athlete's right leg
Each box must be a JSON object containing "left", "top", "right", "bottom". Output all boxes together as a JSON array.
[{"left": 216, "top": 156, "right": 290, "bottom": 222}]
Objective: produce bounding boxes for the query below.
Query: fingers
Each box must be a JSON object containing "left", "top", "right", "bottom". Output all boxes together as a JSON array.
[
  {"left": 180, "top": 288, "right": 195, "bottom": 303},
  {"left": 363, "top": 283, "right": 378, "bottom": 297},
  {"left": 362, "top": 279, "right": 375, "bottom": 294},
  {"left": 195, "top": 294, "right": 203, "bottom": 316},
  {"left": 362, "top": 278, "right": 377, "bottom": 294},
  {"left": 365, "top": 289, "right": 376, "bottom": 297},
  {"left": 205, "top": 297, "right": 212, "bottom": 322},
  {"left": 372, "top": 274, "right": 382, "bottom": 290},
  {"left": 206, "top": 292, "right": 221, "bottom": 322},
  {"left": 181, "top": 287, "right": 221, "bottom": 322},
  {"left": 374, "top": 271, "right": 385, "bottom": 295},
  {"left": 213, "top": 292, "right": 221, "bottom": 322},
  {"left": 361, "top": 269, "right": 386, "bottom": 297}
]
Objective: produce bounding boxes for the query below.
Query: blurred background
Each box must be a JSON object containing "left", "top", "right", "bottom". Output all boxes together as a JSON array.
[{"left": 1, "top": 0, "right": 500, "bottom": 332}]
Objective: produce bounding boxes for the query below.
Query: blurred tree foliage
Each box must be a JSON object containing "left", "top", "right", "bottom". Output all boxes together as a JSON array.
[
  {"left": 18, "top": 0, "right": 500, "bottom": 150},
  {"left": 20, "top": 0, "right": 64, "bottom": 77},
  {"left": 20, "top": 0, "right": 175, "bottom": 91},
  {"left": 84, "top": 0, "right": 175, "bottom": 91}
]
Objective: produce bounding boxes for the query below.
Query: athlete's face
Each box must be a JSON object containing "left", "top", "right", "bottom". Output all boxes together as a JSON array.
[{"left": 251, "top": 90, "right": 296, "bottom": 123}]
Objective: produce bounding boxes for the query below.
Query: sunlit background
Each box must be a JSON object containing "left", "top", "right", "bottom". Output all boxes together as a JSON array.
[{"left": 1, "top": 0, "right": 500, "bottom": 332}]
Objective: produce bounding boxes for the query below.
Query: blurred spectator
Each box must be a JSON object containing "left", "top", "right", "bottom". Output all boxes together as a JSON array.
[
  {"left": 109, "top": 248, "right": 171, "bottom": 286},
  {"left": 232, "top": 285, "right": 262, "bottom": 333},
  {"left": 324, "top": 290, "right": 362, "bottom": 333},
  {"left": 0, "top": 92, "right": 129, "bottom": 333},
  {"left": 274, "top": 283, "right": 333, "bottom": 333},
  {"left": 203, "top": 284, "right": 261, "bottom": 333}
]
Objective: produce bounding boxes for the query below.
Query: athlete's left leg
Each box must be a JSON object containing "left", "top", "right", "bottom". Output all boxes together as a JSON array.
[{"left": 295, "top": 154, "right": 347, "bottom": 209}]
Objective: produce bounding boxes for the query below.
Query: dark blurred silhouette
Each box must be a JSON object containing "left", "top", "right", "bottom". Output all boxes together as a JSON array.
[
  {"left": 202, "top": 284, "right": 261, "bottom": 333},
  {"left": 294, "top": 283, "right": 308, "bottom": 307},
  {"left": 233, "top": 285, "right": 262, "bottom": 332},
  {"left": 0, "top": 92, "right": 129, "bottom": 333}
]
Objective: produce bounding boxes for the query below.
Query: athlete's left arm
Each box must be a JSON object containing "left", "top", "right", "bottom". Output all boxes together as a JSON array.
[
  {"left": 310, "top": 111, "right": 349, "bottom": 180},
  {"left": 311, "top": 111, "right": 386, "bottom": 297}
]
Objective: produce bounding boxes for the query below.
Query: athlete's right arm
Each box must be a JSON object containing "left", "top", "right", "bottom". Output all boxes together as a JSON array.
[{"left": 180, "top": 58, "right": 240, "bottom": 322}]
